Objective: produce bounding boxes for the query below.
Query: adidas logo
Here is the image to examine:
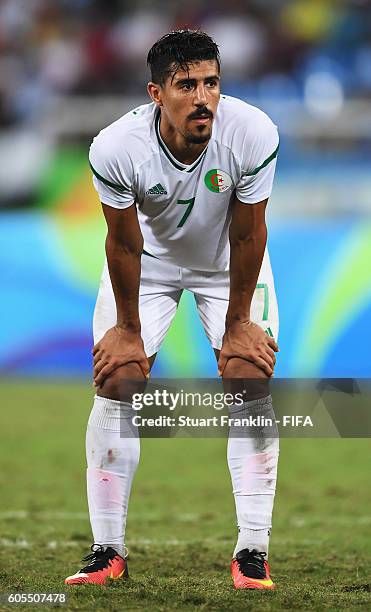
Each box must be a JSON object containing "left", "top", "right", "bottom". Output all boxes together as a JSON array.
[{"left": 146, "top": 183, "right": 168, "bottom": 195}]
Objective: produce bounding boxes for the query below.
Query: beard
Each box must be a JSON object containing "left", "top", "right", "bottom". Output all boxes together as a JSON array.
[
  {"left": 186, "top": 132, "right": 211, "bottom": 144},
  {"left": 185, "top": 124, "right": 212, "bottom": 145}
]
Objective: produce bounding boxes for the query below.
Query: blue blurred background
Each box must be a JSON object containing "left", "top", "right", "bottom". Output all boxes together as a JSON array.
[{"left": 0, "top": 0, "right": 370, "bottom": 378}]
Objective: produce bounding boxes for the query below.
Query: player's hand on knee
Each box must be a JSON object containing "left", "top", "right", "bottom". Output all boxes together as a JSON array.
[
  {"left": 92, "top": 325, "right": 149, "bottom": 386},
  {"left": 218, "top": 320, "right": 279, "bottom": 377}
]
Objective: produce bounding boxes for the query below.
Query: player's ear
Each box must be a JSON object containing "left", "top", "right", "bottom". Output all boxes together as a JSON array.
[{"left": 147, "top": 82, "right": 163, "bottom": 107}]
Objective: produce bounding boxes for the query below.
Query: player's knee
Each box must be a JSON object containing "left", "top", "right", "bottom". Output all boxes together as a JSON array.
[
  {"left": 223, "top": 357, "right": 269, "bottom": 401},
  {"left": 97, "top": 362, "right": 147, "bottom": 402},
  {"left": 223, "top": 357, "right": 267, "bottom": 379}
]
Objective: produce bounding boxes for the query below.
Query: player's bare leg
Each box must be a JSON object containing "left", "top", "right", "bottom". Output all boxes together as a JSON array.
[
  {"left": 215, "top": 352, "right": 278, "bottom": 590},
  {"left": 65, "top": 356, "right": 156, "bottom": 585}
]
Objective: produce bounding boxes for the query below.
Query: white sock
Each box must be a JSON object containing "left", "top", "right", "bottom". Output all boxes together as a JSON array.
[
  {"left": 227, "top": 396, "right": 279, "bottom": 558},
  {"left": 86, "top": 395, "right": 140, "bottom": 558}
]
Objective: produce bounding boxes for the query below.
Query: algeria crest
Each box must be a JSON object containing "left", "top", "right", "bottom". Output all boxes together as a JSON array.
[{"left": 204, "top": 169, "right": 232, "bottom": 193}]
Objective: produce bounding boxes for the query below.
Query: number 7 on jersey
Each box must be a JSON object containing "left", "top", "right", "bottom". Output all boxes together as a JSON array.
[{"left": 176, "top": 197, "right": 195, "bottom": 228}]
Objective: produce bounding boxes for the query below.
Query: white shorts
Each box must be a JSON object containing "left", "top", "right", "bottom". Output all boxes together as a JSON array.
[{"left": 93, "top": 253, "right": 279, "bottom": 357}]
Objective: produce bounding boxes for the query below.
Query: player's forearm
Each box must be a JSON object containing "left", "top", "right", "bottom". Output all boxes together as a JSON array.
[
  {"left": 226, "top": 223, "right": 267, "bottom": 326},
  {"left": 105, "top": 233, "right": 143, "bottom": 331}
]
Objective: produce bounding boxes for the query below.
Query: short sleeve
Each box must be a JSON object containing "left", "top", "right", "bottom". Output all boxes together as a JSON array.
[
  {"left": 236, "top": 117, "right": 279, "bottom": 205},
  {"left": 89, "top": 136, "right": 135, "bottom": 209}
]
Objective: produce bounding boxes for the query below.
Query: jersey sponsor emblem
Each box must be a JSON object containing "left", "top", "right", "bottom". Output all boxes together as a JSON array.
[
  {"left": 146, "top": 183, "right": 168, "bottom": 196},
  {"left": 204, "top": 169, "right": 232, "bottom": 193}
]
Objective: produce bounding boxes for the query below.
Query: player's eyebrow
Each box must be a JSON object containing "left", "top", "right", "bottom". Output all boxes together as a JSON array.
[
  {"left": 174, "top": 75, "right": 220, "bottom": 86},
  {"left": 204, "top": 75, "right": 220, "bottom": 82},
  {"left": 174, "top": 77, "right": 195, "bottom": 86}
]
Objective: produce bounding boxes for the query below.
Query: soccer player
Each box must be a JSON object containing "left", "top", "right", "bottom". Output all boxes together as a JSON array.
[{"left": 65, "top": 30, "right": 280, "bottom": 589}]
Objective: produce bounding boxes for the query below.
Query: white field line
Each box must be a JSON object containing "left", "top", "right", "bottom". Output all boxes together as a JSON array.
[
  {"left": 0, "top": 537, "right": 226, "bottom": 549},
  {"left": 0, "top": 511, "right": 199, "bottom": 522},
  {"left": 0, "top": 537, "right": 346, "bottom": 549},
  {"left": 0, "top": 511, "right": 87, "bottom": 520},
  {"left": 290, "top": 516, "right": 371, "bottom": 526},
  {"left": 0, "top": 511, "right": 370, "bottom": 526}
]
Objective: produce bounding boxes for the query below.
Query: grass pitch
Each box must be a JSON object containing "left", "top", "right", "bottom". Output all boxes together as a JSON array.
[{"left": 0, "top": 381, "right": 370, "bottom": 611}]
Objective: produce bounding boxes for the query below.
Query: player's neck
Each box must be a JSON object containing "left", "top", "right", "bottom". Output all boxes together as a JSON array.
[{"left": 159, "top": 117, "right": 208, "bottom": 165}]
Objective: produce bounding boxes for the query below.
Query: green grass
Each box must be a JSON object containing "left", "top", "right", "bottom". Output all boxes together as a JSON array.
[{"left": 0, "top": 382, "right": 370, "bottom": 611}]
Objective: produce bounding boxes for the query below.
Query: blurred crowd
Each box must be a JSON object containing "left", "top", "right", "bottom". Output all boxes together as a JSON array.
[{"left": 0, "top": 0, "right": 371, "bottom": 126}]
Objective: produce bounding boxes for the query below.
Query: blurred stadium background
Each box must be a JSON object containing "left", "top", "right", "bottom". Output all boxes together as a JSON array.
[{"left": 1, "top": 0, "right": 371, "bottom": 378}]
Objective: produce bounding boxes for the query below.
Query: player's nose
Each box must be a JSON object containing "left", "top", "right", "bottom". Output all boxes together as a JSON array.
[{"left": 194, "top": 84, "right": 207, "bottom": 105}]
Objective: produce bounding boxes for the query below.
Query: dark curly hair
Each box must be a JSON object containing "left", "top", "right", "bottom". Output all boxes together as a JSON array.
[{"left": 147, "top": 29, "right": 220, "bottom": 85}]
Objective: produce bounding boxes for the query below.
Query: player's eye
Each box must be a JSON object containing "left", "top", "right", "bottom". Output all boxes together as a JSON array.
[
  {"left": 180, "top": 82, "right": 193, "bottom": 91},
  {"left": 206, "top": 79, "right": 218, "bottom": 88}
]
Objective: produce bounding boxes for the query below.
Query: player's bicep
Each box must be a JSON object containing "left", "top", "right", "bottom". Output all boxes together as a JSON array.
[
  {"left": 229, "top": 196, "right": 268, "bottom": 242},
  {"left": 102, "top": 202, "right": 143, "bottom": 251}
]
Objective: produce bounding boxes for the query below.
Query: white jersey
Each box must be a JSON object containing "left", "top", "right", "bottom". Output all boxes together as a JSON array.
[{"left": 89, "top": 95, "right": 279, "bottom": 272}]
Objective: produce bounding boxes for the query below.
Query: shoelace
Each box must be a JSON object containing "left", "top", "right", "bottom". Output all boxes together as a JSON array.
[
  {"left": 80, "top": 544, "right": 113, "bottom": 573},
  {"left": 236, "top": 548, "right": 267, "bottom": 579}
]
